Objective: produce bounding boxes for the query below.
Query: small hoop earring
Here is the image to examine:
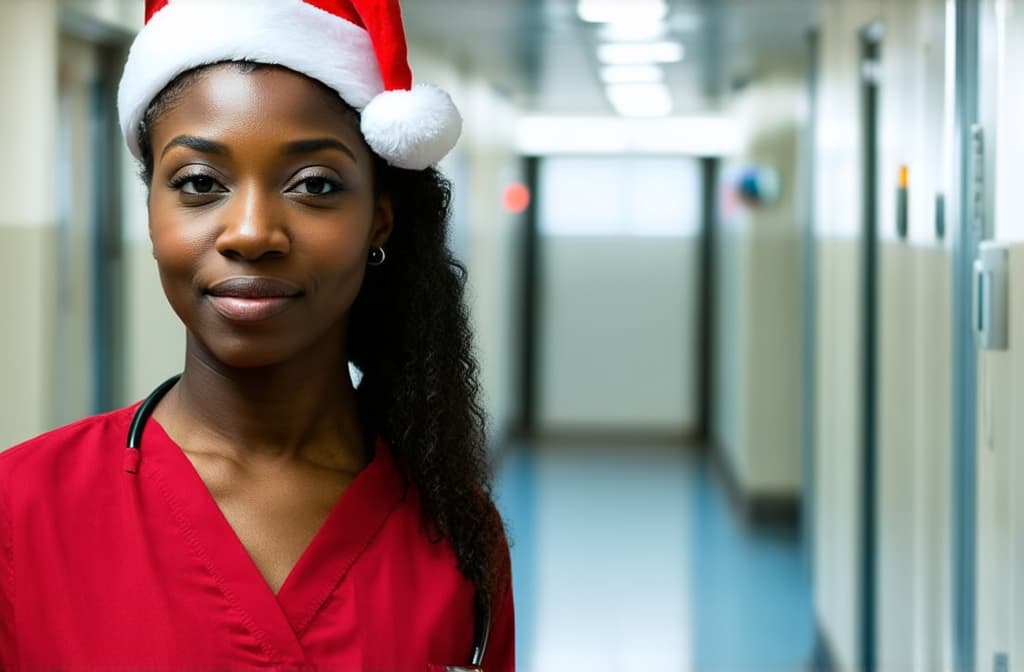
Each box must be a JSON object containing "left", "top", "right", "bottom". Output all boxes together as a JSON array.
[{"left": 368, "top": 247, "right": 386, "bottom": 267}]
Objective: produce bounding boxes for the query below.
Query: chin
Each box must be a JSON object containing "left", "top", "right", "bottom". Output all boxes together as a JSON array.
[
  {"left": 209, "top": 345, "right": 295, "bottom": 370},
  {"left": 188, "top": 331, "right": 303, "bottom": 371}
]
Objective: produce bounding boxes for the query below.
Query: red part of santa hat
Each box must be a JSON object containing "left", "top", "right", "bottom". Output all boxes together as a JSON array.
[{"left": 119, "top": 0, "right": 461, "bottom": 170}]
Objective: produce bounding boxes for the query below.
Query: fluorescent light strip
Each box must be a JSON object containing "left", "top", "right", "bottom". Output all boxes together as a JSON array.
[
  {"left": 598, "top": 41, "right": 685, "bottom": 65},
  {"left": 577, "top": 0, "right": 668, "bottom": 23},
  {"left": 599, "top": 20, "right": 669, "bottom": 42},
  {"left": 600, "top": 64, "right": 665, "bottom": 84},
  {"left": 606, "top": 83, "right": 673, "bottom": 117}
]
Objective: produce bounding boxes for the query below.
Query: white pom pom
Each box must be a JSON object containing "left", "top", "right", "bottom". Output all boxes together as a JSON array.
[{"left": 361, "top": 84, "right": 463, "bottom": 170}]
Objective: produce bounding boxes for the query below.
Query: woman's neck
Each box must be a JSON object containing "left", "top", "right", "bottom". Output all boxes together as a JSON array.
[{"left": 154, "top": 339, "right": 367, "bottom": 473}]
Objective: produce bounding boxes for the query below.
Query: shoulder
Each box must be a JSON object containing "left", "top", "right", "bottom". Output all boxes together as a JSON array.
[{"left": 0, "top": 405, "right": 137, "bottom": 487}]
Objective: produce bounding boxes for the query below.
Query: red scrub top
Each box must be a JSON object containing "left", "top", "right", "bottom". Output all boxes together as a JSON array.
[{"left": 0, "top": 405, "right": 514, "bottom": 671}]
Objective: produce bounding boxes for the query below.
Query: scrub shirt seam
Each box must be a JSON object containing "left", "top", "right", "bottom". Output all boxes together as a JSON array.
[
  {"left": 149, "top": 460, "right": 285, "bottom": 666},
  {"left": 294, "top": 492, "right": 405, "bottom": 637}
]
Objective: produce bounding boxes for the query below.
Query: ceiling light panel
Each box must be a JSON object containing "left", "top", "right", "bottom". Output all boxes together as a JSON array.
[
  {"left": 599, "top": 20, "right": 669, "bottom": 42},
  {"left": 598, "top": 41, "right": 685, "bottom": 65},
  {"left": 578, "top": 0, "right": 669, "bottom": 24}
]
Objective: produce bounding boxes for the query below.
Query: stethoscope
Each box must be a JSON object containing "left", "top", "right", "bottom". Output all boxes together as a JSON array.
[{"left": 127, "top": 374, "right": 491, "bottom": 669}]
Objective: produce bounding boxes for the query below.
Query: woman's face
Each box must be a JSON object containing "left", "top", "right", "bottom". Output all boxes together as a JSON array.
[{"left": 146, "top": 65, "right": 392, "bottom": 369}]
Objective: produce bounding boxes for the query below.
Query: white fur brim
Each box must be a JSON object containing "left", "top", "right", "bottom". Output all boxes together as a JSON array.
[{"left": 118, "top": 0, "right": 462, "bottom": 168}]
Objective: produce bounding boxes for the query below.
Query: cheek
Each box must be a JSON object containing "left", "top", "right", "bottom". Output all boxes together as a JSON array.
[
  {"left": 314, "top": 233, "right": 370, "bottom": 305},
  {"left": 308, "top": 209, "right": 376, "bottom": 281},
  {"left": 148, "top": 213, "right": 208, "bottom": 299}
]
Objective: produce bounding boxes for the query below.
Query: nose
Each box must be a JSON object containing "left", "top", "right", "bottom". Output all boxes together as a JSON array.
[{"left": 215, "top": 183, "right": 290, "bottom": 261}]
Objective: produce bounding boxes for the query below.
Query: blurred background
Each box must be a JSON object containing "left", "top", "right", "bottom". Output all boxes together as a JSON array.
[{"left": 4, "top": 0, "right": 1024, "bottom": 669}]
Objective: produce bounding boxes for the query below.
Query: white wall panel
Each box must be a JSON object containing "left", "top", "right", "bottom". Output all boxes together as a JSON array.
[
  {"left": 536, "top": 156, "right": 702, "bottom": 433},
  {"left": 537, "top": 235, "right": 699, "bottom": 432}
]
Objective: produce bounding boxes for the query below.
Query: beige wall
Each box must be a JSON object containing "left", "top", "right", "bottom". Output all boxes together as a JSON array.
[
  {"left": 0, "top": 0, "right": 59, "bottom": 448},
  {"left": 712, "top": 71, "right": 803, "bottom": 497},
  {"left": 974, "top": 244, "right": 1024, "bottom": 670},
  {"left": 812, "top": 0, "right": 954, "bottom": 668}
]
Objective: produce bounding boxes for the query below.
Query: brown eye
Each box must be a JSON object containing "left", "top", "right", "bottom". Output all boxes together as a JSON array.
[
  {"left": 305, "top": 178, "right": 329, "bottom": 194},
  {"left": 170, "top": 173, "right": 225, "bottom": 196},
  {"left": 290, "top": 176, "right": 342, "bottom": 195},
  {"left": 186, "top": 176, "right": 216, "bottom": 194}
]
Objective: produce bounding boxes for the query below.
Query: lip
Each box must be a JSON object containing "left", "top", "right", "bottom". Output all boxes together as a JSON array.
[
  {"left": 207, "top": 276, "right": 303, "bottom": 299},
  {"left": 205, "top": 277, "right": 302, "bottom": 322}
]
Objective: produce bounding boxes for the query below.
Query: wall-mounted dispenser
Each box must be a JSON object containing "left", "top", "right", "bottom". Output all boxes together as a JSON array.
[{"left": 973, "top": 241, "right": 1009, "bottom": 351}]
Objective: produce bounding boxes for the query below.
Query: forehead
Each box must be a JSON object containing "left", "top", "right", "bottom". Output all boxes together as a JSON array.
[{"left": 150, "top": 65, "right": 367, "bottom": 154}]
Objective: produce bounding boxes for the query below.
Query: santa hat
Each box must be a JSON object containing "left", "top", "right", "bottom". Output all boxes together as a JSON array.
[{"left": 117, "top": 0, "right": 462, "bottom": 170}]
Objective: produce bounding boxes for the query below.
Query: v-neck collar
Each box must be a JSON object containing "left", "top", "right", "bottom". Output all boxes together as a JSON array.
[{"left": 139, "top": 416, "right": 406, "bottom": 663}]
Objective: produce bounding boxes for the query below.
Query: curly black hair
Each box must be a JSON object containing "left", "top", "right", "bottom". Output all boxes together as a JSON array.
[{"left": 137, "top": 63, "right": 507, "bottom": 608}]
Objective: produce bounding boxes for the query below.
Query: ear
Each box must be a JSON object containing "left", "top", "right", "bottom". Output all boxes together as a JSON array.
[{"left": 370, "top": 194, "right": 394, "bottom": 248}]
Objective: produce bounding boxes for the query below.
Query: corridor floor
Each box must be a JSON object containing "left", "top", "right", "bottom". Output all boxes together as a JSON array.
[{"left": 494, "top": 441, "right": 815, "bottom": 671}]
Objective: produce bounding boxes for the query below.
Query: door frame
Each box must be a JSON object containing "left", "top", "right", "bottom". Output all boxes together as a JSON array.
[
  {"left": 858, "top": 20, "right": 884, "bottom": 672},
  {"left": 951, "top": 0, "right": 982, "bottom": 669},
  {"left": 799, "top": 27, "right": 821, "bottom": 581}
]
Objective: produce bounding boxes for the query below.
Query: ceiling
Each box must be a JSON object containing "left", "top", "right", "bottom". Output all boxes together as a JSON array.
[{"left": 403, "top": 0, "right": 816, "bottom": 116}]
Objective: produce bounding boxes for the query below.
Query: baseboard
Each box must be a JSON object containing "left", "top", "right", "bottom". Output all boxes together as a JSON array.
[{"left": 708, "top": 441, "right": 801, "bottom": 528}]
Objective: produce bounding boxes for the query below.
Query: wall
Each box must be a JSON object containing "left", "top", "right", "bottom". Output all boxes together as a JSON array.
[
  {"left": 535, "top": 156, "right": 701, "bottom": 435},
  {"left": 0, "top": 1, "right": 59, "bottom": 448},
  {"left": 875, "top": 2, "right": 953, "bottom": 670},
  {"left": 973, "top": 244, "right": 1024, "bottom": 671},
  {"left": 712, "top": 71, "right": 803, "bottom": 497},
  {"left": 537, "top": 236, "right": 699, "bottom": 432},
  {"left": 811, "top": 0, "right": 954, "bottom": 668},
  {"left": 975, "top": 1, "right": 1024, "bottom": 670}
]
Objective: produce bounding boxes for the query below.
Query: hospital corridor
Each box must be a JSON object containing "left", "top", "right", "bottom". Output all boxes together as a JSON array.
[{"left": 3, "top": 0, "right": 1024, "bottom": 670}]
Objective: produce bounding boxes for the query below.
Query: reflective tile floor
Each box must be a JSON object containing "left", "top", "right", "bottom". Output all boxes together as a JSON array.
[{"left": 494, "top": 441, "right": 815, "bottom": 672}]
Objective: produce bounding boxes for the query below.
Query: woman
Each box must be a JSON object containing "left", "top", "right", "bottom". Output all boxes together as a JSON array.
[{"left": 0, "top": 1, "right": 513, "bottom": 670}]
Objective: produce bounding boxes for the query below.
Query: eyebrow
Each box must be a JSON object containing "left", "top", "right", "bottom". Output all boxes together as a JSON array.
[
  {"left": 159, "top": 135, "right": 357, "bottom": 162},
  {"left": 161, "top": 135, "right": 229, "bottom": 159},
  {"left": 282, "top": 138, "right": 357, "bottom": 162}
]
